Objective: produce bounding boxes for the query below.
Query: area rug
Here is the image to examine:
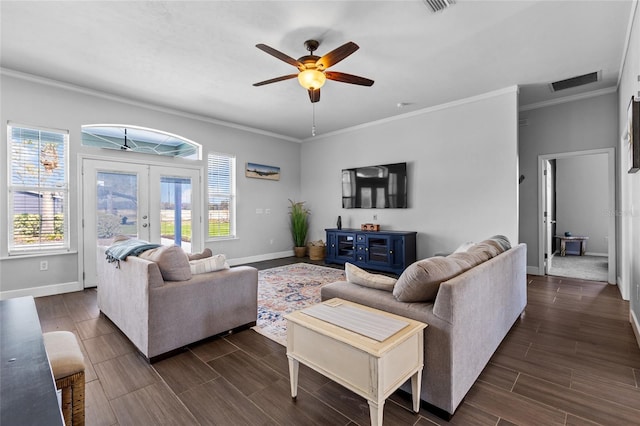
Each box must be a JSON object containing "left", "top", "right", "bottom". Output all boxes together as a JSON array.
[
  {"left": 548, "top": 254, "right": 608, "bottom": 282},
  {"left": 252, "top": 263, "right": 345, "bottom": 345}
]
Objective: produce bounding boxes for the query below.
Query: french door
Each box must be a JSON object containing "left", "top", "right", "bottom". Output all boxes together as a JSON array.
[{"left": 82, "top": 159, "right": 201, "bottom": 288}]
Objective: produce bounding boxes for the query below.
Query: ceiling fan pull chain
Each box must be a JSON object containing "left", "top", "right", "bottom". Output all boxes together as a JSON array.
[{"left": 312, "top": 103, "right": 317, "bottom": 137}]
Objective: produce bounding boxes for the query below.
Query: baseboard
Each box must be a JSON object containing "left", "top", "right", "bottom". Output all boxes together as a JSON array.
[
  {"left": 0, "top": 281, "right": 82, "bottom": 300},
  {"left": 527, "top": 266, "right": 543, "bottom": 275},
  {"left": 631, "top": 309, "right": 640, "bottom": 350},
  {"left": 227, "top": 250, "right": 294, "bottom": 266},
  {"left": 585, "top": 252, "right": 608, "bottom": 257}
]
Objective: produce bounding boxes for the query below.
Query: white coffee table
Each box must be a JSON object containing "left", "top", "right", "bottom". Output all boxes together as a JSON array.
[{"left": 285, "top": 298, "right": 427, "bottom": 426}]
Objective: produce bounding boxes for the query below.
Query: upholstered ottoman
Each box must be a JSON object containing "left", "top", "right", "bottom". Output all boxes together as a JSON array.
[{"left": 43, "top": 331, "right": 85, "bottom": 426}]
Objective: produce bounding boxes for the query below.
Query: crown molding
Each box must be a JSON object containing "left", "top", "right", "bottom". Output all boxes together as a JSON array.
[
  {"left": 303, "top": 86, "right": 519, "bottom": 142},
  {"left": 519, "top": 87, "right": 617, "bottom": 112},
  {"left": 0, "top": 67, "right": 301, "bottom": 143},
  {"left": 617, "top": 0, "right": 639, "bottom": 88}
]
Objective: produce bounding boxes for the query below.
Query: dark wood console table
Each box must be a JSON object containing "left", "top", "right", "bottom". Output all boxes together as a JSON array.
[
  {"left": 325, "top": 228, "right": 417, "bottom": 275},
  {"left": 1, "top": 296, "right": 64, "bottom": 425}
]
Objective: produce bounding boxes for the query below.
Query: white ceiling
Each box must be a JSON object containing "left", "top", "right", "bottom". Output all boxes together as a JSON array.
[{"left": 0, "top": 1, "right": 634, "bottom": 141}]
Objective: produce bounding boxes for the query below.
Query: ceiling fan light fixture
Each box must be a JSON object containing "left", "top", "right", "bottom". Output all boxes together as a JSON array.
[{"left": 298, "top": 69, "right": 326, "bottom": 90}]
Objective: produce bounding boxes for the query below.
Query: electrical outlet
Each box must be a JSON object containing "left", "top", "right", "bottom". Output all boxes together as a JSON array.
[
  {"left": 256, "top": 208, "right": 263, "bottom": 214},
  {"left": 40, "top": 260, "right": 48, "bottom": 271},
  {"left": 373, "top": 214, "right": 378, "bottom": 221},
  {"left": 265, "top": 209, "right": 271, "bottom": 215}
]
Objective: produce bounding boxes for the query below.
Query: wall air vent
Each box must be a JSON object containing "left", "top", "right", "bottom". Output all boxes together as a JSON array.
[
  {"left": 550, "top": 71, "right": 600, "bottom": 92},
  {"left": 423, "top": 0, "right": 455, "bottom": 13}
]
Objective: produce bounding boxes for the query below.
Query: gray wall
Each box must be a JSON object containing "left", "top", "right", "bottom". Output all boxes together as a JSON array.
[
  {"left": 616, "top": 2, "right": 639, "bottom": 338},
  {"left": 301, "top": 88, "right": 520, "bottom": 259},
  {"left": 519, "top": 92, "right": 618, "bottom": 269},
  {"left": 555, "top": 154, "right": 609, "bottom": 255},
  {"left": 0, "top": 73, "right": 301, "bottom": 296}
]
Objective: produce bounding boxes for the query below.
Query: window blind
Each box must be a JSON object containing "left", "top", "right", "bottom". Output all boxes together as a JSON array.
[
  {"left": 8, "top": 124, "right": 69, "bottom": 253},
  {"left": 207, "top": 152, "right": 235, "bottom": 238}
]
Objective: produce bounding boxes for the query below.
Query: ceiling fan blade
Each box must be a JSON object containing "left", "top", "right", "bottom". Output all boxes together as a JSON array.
[
  {"left": 256, "top": 44, "right": 304, "bottom": 70},
  {"left": 308, "top": 88, "right": 320, "bottom": 103},
  {"left": 325, "top": 71, "right": 374, "bottom": 86},
  {"left": 253, "top": 74, "right": 298, "bottom": 87},
  {"left": 316, "top": 42, "right": 359, "bottom": 69}
]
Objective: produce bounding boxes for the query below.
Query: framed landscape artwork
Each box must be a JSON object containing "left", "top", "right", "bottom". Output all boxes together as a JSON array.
[
  {"left": 628, "top": 95, "right": 639, "bottom": 173},
  {"left": 246, "top": 162, "right": 281, "bottom": 180}
]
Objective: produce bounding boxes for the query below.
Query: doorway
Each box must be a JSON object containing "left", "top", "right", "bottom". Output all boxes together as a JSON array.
[
  {"left": 538, "top": 148, "right": 616, "bottom": 284},
  {"left": 81, "top": 158, "right": 202, "bottom": 288}
]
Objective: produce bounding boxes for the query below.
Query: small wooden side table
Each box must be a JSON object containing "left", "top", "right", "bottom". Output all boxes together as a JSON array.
[
  {"left": 556, "top": 235, "right": 589, "bottom": 256},
  {"left": 285, "top": 298, "right": 427, "bottom": 426}
]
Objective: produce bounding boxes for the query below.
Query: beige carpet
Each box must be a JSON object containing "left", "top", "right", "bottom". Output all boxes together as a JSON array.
[{"left": 548, "top": 254, "right": 608, "bottom": 282}]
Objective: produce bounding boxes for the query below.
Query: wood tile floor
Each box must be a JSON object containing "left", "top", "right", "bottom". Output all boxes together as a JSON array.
[{"left": 35, "top": 259, "right": 640, "bottom": 425}]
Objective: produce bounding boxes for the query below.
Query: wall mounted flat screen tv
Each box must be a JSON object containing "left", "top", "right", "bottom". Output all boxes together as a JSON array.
[{"left": 342, "top": 162, "right": 408, "bottom": 208}]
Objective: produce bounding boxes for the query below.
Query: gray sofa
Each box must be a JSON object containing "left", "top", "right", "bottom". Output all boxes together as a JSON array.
[
  {"left": 97, "top": 245, "right": 258, "bottom": 360},
  {"left": 321, "top": 241, "right": 527, "bottom": 416}
]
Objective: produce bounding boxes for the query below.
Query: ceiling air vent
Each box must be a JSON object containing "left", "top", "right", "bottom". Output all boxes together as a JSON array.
[
  {"left": 550, "top": 71, "right": 599, "bottom": 92},
  {"left": 423, "top": 0, "right": 455, "bottom": 13}
]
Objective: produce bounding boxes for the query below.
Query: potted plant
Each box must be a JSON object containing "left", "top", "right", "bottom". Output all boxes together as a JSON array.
[{"left": 288, "top": 199, "right": 310, "bottom": 257}]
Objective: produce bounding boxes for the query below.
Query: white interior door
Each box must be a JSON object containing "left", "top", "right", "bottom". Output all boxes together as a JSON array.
[
  {"left": 544, "top": 160, "right": 554, "bottom": 274},
  {"left": 82, "top": 159, "right": 201, "bottom": 288}
]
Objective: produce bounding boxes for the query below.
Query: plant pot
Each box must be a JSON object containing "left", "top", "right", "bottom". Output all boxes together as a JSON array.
[{"left": 294, "top": 246, "right": 306, "bottom": 258}]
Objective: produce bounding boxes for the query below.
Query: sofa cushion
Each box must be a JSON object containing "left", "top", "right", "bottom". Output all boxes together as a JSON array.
[
  {"left": 393, "top": 257, "right": 464, "bottom": 302},
  {"left": 345, "top": 263, "right": 397, "bottom": 292},
  {"left": 189, "top": 254, "right": 230, "bottom": 274},
  {"left": 469, "top": 242, "right": 500, "bottom": 259},
  {"left": 446, "top": 252, "right": 478, "bottom": 271},
  {"left": 187, "top": 248, "right": 213, "bottom": 261},
  {"left": 489, "top": 235, "right": 511, "bottom": 251},
  {"left": 482, "top": 239, "right": 505, "bottom": 254},
  {"left": 453, "top": 241, "right": 475, "bottom": 253},
  {"left": 139, "top": 245, "right": 192, "bottom": 281}
]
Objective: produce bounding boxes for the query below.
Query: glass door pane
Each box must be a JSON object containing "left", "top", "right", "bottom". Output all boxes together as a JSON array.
[
  {"left": 83, "top": 161, "right": 201, "bottom": 287},
  {"left": 160, "top": 176, "right": 192, "bottom": 252},
  {"left": 150, "top": 166, "right": 201, "bottom": 255},
  {"left": 96, "top": 171, "right": 140, "bottom": 246},
  {"left": 82, "top": 160, "right": 149, "bottom": 288},
  {"left": 367, "top": 236, "right": 390, "bottom": 264}
]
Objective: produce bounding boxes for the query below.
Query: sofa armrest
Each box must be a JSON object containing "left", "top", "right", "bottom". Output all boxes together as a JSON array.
[
  {"left": 433, "top": 243, "right": 527, "bottom": 325},
  {"left": 96, "top": 246, "right": 163, "bottom": 355}
]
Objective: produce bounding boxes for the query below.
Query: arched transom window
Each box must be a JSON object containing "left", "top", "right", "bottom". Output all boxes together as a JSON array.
[{"left": 81, "top": 125, "right": 200, "bottom": 160}]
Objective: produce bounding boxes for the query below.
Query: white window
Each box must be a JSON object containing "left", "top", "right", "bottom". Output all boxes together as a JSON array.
[
  {"left": 207, "top": 152, "right": 235, "bottom": 239},
  {"left": 8, "top": 124, "right": 69, "bottom": 254}
]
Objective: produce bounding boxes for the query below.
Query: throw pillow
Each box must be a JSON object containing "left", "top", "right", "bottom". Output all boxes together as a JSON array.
[
  {"left": 189, "top": 254, "right": 230, "bottom": 274},
  {"left": 112, "top": 234, "right": 131, "bottom": 243},
  {"left": 446, "top": 252, "right": 478, "bottom": 271},
  {"left": 453, "top": 241, "right": 475, "bottom": 253},
  {"left": 393, "top": 257, "right": 464, "bottom": 302},
  {"left": 187, "top": 248, "right": 213, "bottom": 261},
  {"left": 482, "top": 239, "right": 505, "bottom": 254},
  {"left": 345, "top": 263, "right": 397, "bottom": 292},
  {"left": 139, "top": 245, "right": 192, "bottom": 281},
  {"left": 470, "top": 242, "right": 501, "bottom": 259},
  {"left": 463, "top": 245, "right": 492, "bottom": 263},
  {"left": 489, "top": 235, "right": 511, "bottom": 251}
]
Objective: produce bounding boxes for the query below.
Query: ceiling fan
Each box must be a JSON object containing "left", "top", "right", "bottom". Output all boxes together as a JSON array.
[{"left": 253, "top": 39, "right": 374, "bottom": 103}]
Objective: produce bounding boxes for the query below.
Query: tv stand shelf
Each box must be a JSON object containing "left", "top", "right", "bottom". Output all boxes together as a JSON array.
[{"left": 325, "top": 228, "right": 417, "bottom": 275}]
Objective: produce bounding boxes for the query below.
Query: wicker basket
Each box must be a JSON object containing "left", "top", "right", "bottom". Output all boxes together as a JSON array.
[{"left": 308, "top": 245, "right": 326, "bottom": 260}]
